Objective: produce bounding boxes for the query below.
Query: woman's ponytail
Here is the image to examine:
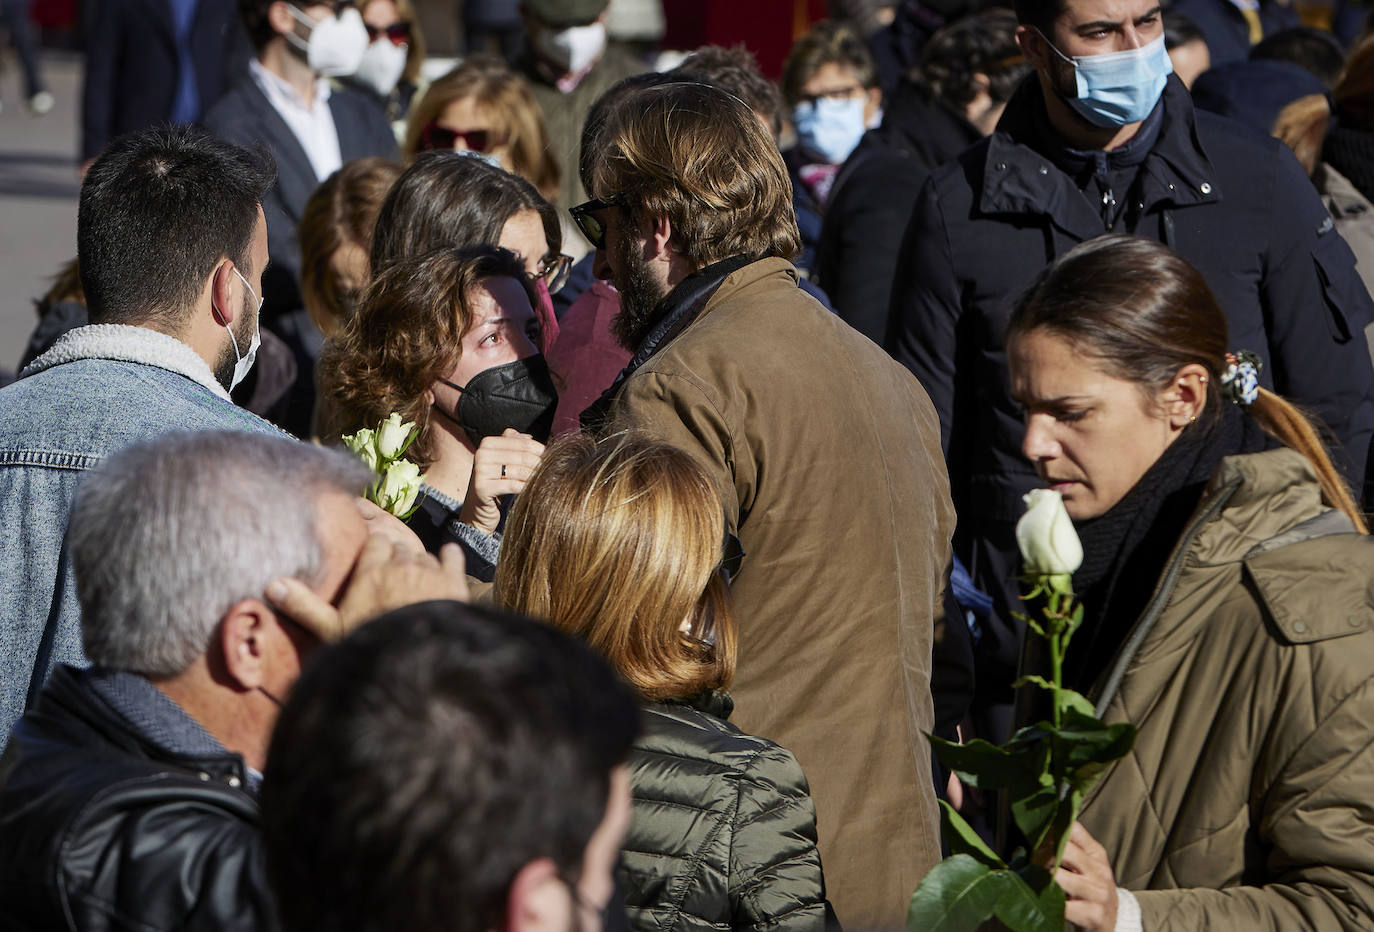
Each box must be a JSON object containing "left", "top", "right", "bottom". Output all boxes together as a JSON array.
[{"left": 1249, "top": 388, "right": 1368, "bottom": 532}]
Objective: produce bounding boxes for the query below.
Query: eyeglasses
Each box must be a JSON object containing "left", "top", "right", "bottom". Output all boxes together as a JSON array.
[
  {"left": 418, "top": 122, "right": 505, "bottom": 154},
  {"left": 569, "top": 196, "right": 626, "bottom": 250},
  {"left": 365, "top": 21, "right": 411, "bottom": 45},
  {"left": 534, "top": 253, "right": 573, "bottom": 294},
  {"left": 796, "top": 85, "right": 866, "bottom": 107}
]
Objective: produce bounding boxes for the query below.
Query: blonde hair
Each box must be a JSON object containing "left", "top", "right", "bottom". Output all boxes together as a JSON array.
[
  {"left": 494, "top": 433, "right": 738, "bottom": 702},
  {"left": 588, "top": 81, "right": 802, "bottom": 268},
  {"left": 403, "top": 56, "right": 560, "bottom": 203},
  {"left": 1275, "top": 36, "right": 1374, "bottom": 175}
]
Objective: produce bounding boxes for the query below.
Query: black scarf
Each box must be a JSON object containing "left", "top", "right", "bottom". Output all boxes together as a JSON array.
[
  {"left": 1324, "top": 121, "right": 1374, "bottom": 207},
  {"left": 580, "top": 255, "right": 753, "bottom": 432},
  {"left": 1062, "top": 405, "right": 1270, "bottom": 692}
]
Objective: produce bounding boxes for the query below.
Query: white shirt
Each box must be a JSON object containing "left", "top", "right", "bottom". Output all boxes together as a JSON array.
[{"left": 249, "top": 59, "right": 343, "bottom": 183}]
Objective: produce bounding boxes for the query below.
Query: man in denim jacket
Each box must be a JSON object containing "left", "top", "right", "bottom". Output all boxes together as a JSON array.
[{"left": 0, "top": 126, "right": 281, "bottom": 744}]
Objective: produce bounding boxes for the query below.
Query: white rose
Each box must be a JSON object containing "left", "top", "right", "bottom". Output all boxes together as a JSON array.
[
  {"left": 375, "top": 412, "right": 415, "bottom": 461},
  {"left": 342, "top": 428, "right": 380, "bottom": 473},
  {"left": 1016, "top": 489, "right": 1084, "bottom": 578},
  {"left": 377, "top": 459, "right": 424, "bottom": 516}
]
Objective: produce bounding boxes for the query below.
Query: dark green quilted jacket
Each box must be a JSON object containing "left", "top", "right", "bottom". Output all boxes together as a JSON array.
[{"left": 619, "top": 693, "right": 831, "bottom": 932}]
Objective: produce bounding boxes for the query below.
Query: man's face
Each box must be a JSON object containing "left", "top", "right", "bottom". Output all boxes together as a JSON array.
[
  {"left": 1028, "top": 0, "right": 1164, "bottom": 94},
  {"left": 596, "top": 207, "right": 671, "bottom": 352}
]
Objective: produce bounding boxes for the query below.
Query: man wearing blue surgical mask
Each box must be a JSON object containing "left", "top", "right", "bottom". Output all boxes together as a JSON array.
[
  {"left": 781, "top": 20, "right": 884, "bottom": 281},
  {"left": 885, "top": 0, "right": 1374, "bottom": 837}
]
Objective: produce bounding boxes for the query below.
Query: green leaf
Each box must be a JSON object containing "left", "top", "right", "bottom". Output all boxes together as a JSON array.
[
  {"left": 1010, "top": 676, "right": 1097, "bottom": 719},
  {"left": 1010, "top": 779, "right": 1059, "bottom": 853},
  {"left": 940, "top": 801, "right": 1004, "bottom": 869},
  {"left": 1057, "top": 708, "right": 1136, "bottom": 774},
  {"left": 930, "top": 736, "right": 1045, "bottom": 795},
  {"left": 907, "top": 855, "right": 1008, "bottom": 932},
  {"left": 993, "top": 868, "right": 1066, "bottom": 932}
]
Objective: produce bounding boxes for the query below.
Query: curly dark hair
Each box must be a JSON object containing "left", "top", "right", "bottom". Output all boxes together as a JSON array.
[{"left": 918, "top": 9, "right": 1032, "bottom": 109}]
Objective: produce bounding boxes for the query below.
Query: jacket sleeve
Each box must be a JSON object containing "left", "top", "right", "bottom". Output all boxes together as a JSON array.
[
  {"left": 603, "top": 370, "right": 741, "bottom": 529},
  {"left": 728, "top": 744, "right": 830, "bottom": 932},
  {"left": 80, "top": 0, "right": 122, "bottom": 161},
  {"left": 1259, "top": 142, "right": 1374, "bottom": 490},
  {"left": 1134, "top": 674, "right": 1374, "bottom": 930}
]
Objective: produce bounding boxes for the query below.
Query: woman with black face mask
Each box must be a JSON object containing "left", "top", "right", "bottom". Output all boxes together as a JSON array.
[{"left": 318, "top": 246, "right": 557, "bottom": 580}]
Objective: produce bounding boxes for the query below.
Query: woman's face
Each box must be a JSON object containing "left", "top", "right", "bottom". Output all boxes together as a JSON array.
[
  {"left": 434, "top": 97, "right": 515, "bottom": 174},
  {"left": 1009, "top": 329, "right": 1192, "bottom": 521},
  {"left": 498, "top": 208, "right": 551, "bottom": 280},
  {"left": 434, "top": 276, "right": 540, "bottom": 402},
  {"left": 361, "top": 0, "right": 400, "bottom": 30}
]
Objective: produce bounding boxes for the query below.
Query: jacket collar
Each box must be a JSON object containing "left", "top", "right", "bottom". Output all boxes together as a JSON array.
[
  {"left": 980, "top": 74, "right": 1219, "bottom": 238},
  {"left": 21, "top": 323, "right": 231, "bottom": 401}
]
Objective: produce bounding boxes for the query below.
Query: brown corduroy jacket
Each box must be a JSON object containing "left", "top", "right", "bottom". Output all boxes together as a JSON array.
[
  {"left": 1077, "top": 448, "right": 1374, "bottom": 929},
  {"left": 602, "top": 257, "right": 955, "bottom": 929}
]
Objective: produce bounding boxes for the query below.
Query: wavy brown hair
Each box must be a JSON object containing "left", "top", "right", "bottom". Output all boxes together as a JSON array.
[
  {"left": 1007, "top": 235, "right": 1367, "bottom": 531},
  {"left": 1274, "top": 35, "right": 1374, "bottom": 174},
  {"left": 588, "top": 81, "right": 802, "bottom": 268},
  {"left": 494, "top": 432, "right": 738, "bottom": 702},
  {"left": 402, "top": 56, "right": 560, "bottom": 202},
  {"left": 317, "top": 245, "right": 534, "bottom": 467}
]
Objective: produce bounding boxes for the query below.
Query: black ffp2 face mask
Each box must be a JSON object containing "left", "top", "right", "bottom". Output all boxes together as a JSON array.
[{"left": 433, "top": 354, "right": 559, "bottom": 447}]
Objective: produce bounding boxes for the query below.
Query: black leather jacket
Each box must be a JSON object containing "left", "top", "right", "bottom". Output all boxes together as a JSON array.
[{"left": 0, "top": 665, "right": 279, "bottom": 931}]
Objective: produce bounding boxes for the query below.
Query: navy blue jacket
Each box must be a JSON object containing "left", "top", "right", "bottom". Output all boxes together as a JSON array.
[
  {"left": 889, "top": 74, "right": 1374, "bottom": 529},
  {"left": 81, "top": 0, "right": 246, "bottom": 161},
  {"left": 203, "top": 75, "right": 398, "bottom": 317}
]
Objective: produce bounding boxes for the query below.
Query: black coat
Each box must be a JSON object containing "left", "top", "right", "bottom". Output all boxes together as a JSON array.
[
  {"left": 886, "top": 75, "right": 1374, "bottom": 688},
  {"left": 81, "top": 0, "right": 246, "bottom": 161},
  {"left": 815, "top": 81, "right": 981, "bottom": 344},
  {"left": 203, "top": 75, "right": 398, "bottom": 318},
  {"left": 0, "top": 665, "right": 277, "bottom": 931}
]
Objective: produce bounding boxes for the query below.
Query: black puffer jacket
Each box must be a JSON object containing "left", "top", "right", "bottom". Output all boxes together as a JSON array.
[
  {"left": 620, "top": 693, "right": 831, "bottom": 932},
  {"left": 0, "top": 665, "right": 277, "bottom": 931}
]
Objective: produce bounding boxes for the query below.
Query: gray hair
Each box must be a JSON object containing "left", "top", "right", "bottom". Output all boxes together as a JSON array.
[{"left": 71, "top": 430, "right": 371, "bottom": 676}]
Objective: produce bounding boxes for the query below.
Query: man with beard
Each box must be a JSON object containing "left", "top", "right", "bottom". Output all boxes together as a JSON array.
[
  {"left": 573, "top": 81, "right": 956, "bottom": 929},
  {"left": 0, "top": 125, "right": 283, "bottom": 747}
]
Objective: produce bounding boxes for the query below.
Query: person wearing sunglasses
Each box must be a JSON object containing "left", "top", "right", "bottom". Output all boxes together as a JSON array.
[
  {"left": 347, "top": 0, "right": 426, "bottom": 125},
  {"left": 495, "top": 432, "right": 833, "bottom": 932},
  {"left": 404, "top": 56, "right": 561, "bottom": 204}
]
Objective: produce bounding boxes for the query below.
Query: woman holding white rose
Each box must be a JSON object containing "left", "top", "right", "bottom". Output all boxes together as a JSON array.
[
  {"left": 318, "top": 246, "right": 555, "bottom": 580},
  {"left": 1004, "top": 235, "right": 1374, "bottom": 931}
]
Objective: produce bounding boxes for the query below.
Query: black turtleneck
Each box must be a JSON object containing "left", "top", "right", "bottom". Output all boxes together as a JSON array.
[{"left": 1063, "top": 404, "right": 1271, "bottom": 693}]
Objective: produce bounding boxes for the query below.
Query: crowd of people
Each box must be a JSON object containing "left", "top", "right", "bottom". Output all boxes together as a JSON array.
[{"left": 3, "top": 0, "right": 1374, "bottom": 929}]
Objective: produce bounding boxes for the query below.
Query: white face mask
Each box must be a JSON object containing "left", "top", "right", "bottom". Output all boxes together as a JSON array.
[
  {"left": 226, "top": 268, "right": 264, "bottom": 391},
  {"left": 534, "top": 21, "right": 607, "bottom": 75},
  {"left": 285, "top": 5, "right": 370, "bottom": 78},
  {"left": 352, "top": 37, "right": 408, "bottom": 96}
]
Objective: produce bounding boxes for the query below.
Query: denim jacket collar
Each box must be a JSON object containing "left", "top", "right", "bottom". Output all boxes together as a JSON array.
[{"left": 21, "top": 324, "right": 231, "bottom": 401}]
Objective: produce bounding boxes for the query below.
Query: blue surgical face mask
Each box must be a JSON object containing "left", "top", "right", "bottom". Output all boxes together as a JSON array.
[
  {"left": 1043, "top": 32, "right": 1172, "bottom": 128},
  {"left": 793, "top": 96, "right": 867, "bottom": 165}
]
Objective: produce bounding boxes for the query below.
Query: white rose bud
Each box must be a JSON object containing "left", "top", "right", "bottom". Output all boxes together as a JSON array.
[
  {"left": 375, "top": 412, "right": 414, "bottom": 462},
  {"left": 1016, "top": 489, "right": 1084, "bottom": 582},
  {"left": 342, "top": 428, "right": 380, "bottom": 473},
  {"left": 377, "top": 459, "right": 424, "bottom": 517}
]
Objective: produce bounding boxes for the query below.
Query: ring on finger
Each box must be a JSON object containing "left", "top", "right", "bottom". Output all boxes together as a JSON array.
[{"left": 500, "top": 464, "right": 507, "bottom": 479}]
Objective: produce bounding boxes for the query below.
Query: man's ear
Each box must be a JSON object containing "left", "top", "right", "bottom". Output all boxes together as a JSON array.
[
  {"left": 648, "top": 214, "right": 674, "bottom": 261},
  {"left": 216, "top": 600, "right": 275, "bottom": 691},
  {"left": 210, "top": 259, "right": 236, "bottom": 329},
  {"left": 502, "top": 857, "right": 568, "bottom": 932},
  {"left": 1017, "top": 24, "right": 1051, "bottom": 70},
  {"left": 266, "top": 0, "right": 298, "bottom": 38}
]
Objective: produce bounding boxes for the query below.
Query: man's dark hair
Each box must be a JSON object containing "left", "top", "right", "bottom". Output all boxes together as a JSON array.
[
  {"left": 260, "top": 601, "right": 640, "bottom": 932},
  {"left": 78, "top": 126, "right": 274, "bottom": 329},
  {"left": 369, "top": 151, "right": 560, "bottom": 274},
  {"left": 239, "top": 0, "right": 283, "bottom": 52},
  {"left": 918, "top": 9, "right": 1034, "bottom": 108},
  {"left": 1163, "top": 11, "right": 1206, "bottom": 50},
  {"left": 1013, "top": 0, "right": 1060, "bottom": 39},
  {"left": 1252, "top": 26, "right": 1347, "bottom": 87},
  {"left": 671, "top": 45, "right": 786, "bottom": 136},
  {"left": 578, "top": 71, "right": 679, "bottom": 194}
]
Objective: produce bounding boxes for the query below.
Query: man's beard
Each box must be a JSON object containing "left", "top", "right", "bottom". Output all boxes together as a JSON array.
[
  {"left": 213, "top": 290, "right": 256, "bottom": 391},
  {"left": 610, "top": 232, "right": 670, "bottom": 352}
]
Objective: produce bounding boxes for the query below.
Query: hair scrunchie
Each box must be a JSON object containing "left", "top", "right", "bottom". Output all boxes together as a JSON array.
[{"left": 1221, "top": 350, "right": 1262, "bottom": 406}]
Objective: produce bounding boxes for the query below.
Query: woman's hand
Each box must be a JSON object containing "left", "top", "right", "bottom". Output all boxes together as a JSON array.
[
  {"left": 1057, "top": 822, "right": 1119, "bottom": 931},
  {"left": 458, "top": 429, "right": 545, "bottom": 534}
]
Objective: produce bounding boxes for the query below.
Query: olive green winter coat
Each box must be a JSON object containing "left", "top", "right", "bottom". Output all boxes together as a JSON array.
[
  {"left": 620, "top": 695, "right": 829, "bottom": 932},
  {"left": 1077, "top": 448, "right": 1374, "bottom": 929}
]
